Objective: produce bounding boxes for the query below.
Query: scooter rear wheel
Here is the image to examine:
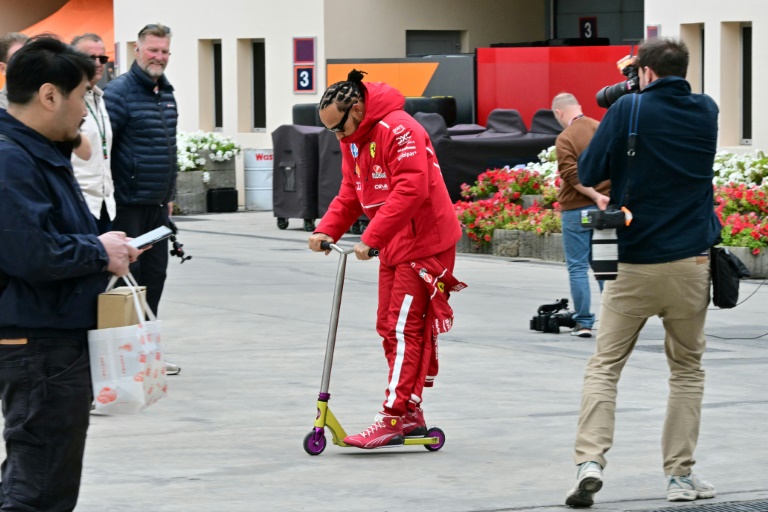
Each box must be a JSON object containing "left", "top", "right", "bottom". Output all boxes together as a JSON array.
[
  {"left": 424, "top": 427, "right": 446, "bottom": 451},
  {"left": 303, "top": 430, "right": 326, "bottom": 455}
]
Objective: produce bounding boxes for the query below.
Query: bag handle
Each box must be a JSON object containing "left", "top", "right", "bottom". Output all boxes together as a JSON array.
[{"left": 105, "top": 272, "right": 157, "bottom": 324}]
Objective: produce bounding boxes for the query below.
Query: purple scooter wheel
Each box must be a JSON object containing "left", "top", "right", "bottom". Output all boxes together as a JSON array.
[
  {"left": 424, "top": 427, "right": 446, "bottom": 451},
  {"left": 303, "top": 429, "right": 327, "bottom": 455}
]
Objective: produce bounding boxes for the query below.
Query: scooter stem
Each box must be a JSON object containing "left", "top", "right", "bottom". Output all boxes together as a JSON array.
[{"left": 319, "top": 244, "right": 348, "bottom": 394}]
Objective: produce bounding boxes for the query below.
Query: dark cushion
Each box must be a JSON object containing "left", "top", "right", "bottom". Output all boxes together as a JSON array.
[
  {"left": 485, "top": 109, "right": 527, "bottom": 134},
  {"left": 530, "top": 109, "right": 563, "bottom": 135}
]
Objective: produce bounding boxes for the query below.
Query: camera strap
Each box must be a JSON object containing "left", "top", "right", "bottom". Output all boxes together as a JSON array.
[
  {"left": 622, "top": 94, "right": 642, "bottom": 207},
  {"left": 627, "top": 94, "right": 642, "bottom": 157}
]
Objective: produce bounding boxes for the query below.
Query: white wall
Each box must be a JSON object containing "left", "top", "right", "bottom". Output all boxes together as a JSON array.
[
  {"left": 114, "top": 0, "right": 325, "bottom": 146},
  {"left": 324, "top": 0, "right": 546, "bottom": 58},
  {"left": 645, "top": 0, "right": 766, "bottom": 151},
  {"left": 113, "top": 0, "right": 326, "bottom": 204}
]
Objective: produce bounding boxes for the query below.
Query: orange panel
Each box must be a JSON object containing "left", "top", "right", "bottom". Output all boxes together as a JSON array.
[
  {"left": 327, "top": 62, "right": 439, "bottom": 97},
  {"left": 22, "top": 0, "right": 115, "bottom": 62}
]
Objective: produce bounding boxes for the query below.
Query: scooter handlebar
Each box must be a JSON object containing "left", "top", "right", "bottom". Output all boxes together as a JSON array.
[{"left": 320, "top": 241, "right": 379, "bottom": 257}]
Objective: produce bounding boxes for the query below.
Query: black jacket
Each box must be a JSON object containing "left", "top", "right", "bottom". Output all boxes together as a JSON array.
[
  {"left": 579, "top": 77, "right": 722, "bottom": 264},
  {"left": 104, "top": 61, "right": 178, "bottom": 206},
  {"left": 0, "top": 110, "right": 110, "bottom": 337}
]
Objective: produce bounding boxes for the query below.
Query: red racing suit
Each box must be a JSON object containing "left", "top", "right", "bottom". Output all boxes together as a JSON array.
[{"left": 315, "top": 82, "right": 463, "bottom": 416}]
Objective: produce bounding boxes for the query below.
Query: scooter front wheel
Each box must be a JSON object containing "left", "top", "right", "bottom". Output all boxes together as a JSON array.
[
  {"left": 303, "top": 430, "right": 327, "bottom": 455},
  {"left": 424, "top": 427, "right": 446, "bottom": 452}
]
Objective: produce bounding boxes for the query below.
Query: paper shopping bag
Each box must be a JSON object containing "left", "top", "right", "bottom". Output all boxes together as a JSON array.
[{"left": 88, "top": 274, "right": 168, "bottom": 414}]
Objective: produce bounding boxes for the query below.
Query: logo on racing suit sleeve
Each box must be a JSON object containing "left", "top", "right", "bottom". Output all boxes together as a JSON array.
[
  {"left": 396, "top": 132, "right": 412, "bottom": 146},
  {"left": 371, "top": 165, "right": 386, "bottom": 179},
  {"left": 350, "top": 143, "right": 359, "bottom": 158},
  {"left": 369, "top": 142, "right": 376, "bottom": 158}
]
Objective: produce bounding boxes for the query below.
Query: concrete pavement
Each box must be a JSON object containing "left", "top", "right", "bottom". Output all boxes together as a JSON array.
[{"left": 70, "top": 211, "right": 767, "bottom": 511}]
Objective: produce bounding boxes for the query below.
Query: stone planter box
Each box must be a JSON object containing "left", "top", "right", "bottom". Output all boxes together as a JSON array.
[
  {"left": 722, "top": 246, "right": 768, "bottom": 279},
  {"left": 456, "top": 231, "right": 493, "bottom": 254},
  {"left": 175, "top": 157, "right": 236, "bottom": 214},
  {"left": 458, "top": 228, "right": 564, "bottom": 262},
  {"left": 521, "top": 194, "right": 544, "bottom": 209}
]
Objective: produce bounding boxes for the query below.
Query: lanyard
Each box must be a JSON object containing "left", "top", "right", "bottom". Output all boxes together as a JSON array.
[{"left": 85, "top": 93, "right": 108, "bottom": 160}]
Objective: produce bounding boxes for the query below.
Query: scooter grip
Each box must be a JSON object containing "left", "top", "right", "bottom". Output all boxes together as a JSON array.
[
  {"left": 368, "top": 249, "right": 379, "bottom": 257},
  {"left": 320, "top": 241, "right": 332, "bottom": 250}
]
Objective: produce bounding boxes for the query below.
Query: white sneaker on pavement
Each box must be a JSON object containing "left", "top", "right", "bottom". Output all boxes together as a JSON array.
[
  {"left": 565, "top": 461, "right": 603, "bottom": 508},
  {"left": 667, "top": 473, "right": 716, "bottom": 502}
]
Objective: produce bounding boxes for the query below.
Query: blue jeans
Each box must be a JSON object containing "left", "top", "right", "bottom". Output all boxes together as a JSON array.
[
  {"left": 0, "top": 336, "right": 92, "bottom": 511},
  {"left": 561, "top": 206, "right": 603, "bottom": 329}
]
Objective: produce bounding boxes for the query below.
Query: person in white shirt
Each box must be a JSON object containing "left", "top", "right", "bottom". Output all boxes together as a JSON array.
[{"left": 71, "top": 33, "right": 115, "bottom": 233}]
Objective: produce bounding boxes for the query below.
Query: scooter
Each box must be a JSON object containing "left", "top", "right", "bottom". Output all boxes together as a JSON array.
[{"left": 302, "top": 242, "right": 446, "bottom": 455}]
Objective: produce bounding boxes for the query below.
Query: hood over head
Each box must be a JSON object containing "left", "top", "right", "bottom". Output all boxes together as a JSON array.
[{"left": 343, "top": 81, "right": 405, "bottom": 144}]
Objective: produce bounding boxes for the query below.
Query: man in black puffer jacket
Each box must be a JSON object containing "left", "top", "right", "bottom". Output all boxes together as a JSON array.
[{"left": 105, "top": 22, "right": 180, "bottom": 374}]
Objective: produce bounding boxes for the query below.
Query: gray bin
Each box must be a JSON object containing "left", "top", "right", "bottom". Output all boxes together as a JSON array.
[{"left": 244, "top": 149, "right": 274, "bottom": 211}]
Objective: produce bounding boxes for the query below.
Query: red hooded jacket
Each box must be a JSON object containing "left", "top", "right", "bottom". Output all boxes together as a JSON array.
[{"left": 316, "top": 82, "right": 461, "bottom": 265}]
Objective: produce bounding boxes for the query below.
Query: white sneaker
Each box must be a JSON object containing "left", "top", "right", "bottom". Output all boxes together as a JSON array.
[
  {"left": 667, "top": 473, "right": 716, "bottom": 501},
  {"left": 164, "top": 362, "right": 181, "bottom": 375},
  {"left": 570, "top": 324, "right": 592, "bottom": 338},
  {"left": 565, "top": 461, "right": 603, "bottom": 508}
]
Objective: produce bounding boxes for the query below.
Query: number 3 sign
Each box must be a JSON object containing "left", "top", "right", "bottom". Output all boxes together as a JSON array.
[
  {"left": 295, "top": 66, "right": 315, "bottom": 93},
  {"left": 579, "top": 17, "right": 598, "bottom": 39}
]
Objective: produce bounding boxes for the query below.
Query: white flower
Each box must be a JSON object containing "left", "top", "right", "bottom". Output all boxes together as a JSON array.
[
  {"left": 177, "top": 130, "right": 243, "bottom": 172},
  {"left": 202, "top": 171, "right": 211, "bottom": 184}
]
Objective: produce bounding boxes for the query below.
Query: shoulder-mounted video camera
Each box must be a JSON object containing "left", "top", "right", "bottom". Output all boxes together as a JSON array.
[
  {"left": 530, "top": 298, "right": 576, "bottom": 334},
  {"left": 596, "top": 56, "right": 640, "bottom": 108}
]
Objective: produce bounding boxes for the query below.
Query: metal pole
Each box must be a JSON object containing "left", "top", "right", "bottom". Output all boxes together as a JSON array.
[{"left": 319, "top": 244, "right": 349, "bottom": 394}]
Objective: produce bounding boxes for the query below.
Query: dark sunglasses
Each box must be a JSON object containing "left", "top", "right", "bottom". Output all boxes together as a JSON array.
[
  {"left": 327, "top": 102, "right": 358, "bottom": 133},
  {"left": 138, "top": 24, "right": 172, "bottom": 38},
  {"left": 91, "top": 55, "right": 109, "bottom": 64}
]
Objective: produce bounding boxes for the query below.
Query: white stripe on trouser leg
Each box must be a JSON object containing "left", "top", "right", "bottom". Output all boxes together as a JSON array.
[{"left": 385, "top": 294, "right": 413, "bottom": 409}]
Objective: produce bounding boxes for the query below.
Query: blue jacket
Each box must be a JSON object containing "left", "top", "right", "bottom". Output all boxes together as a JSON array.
[
  {"left": 578, "top": 76, "right": 722, "bottom": 264},
  {"left": 104, "top": 61, "right": 178, "bottom": 206},
  {"left": 0, "top": 110, "right": 110, "bottom": 336}
]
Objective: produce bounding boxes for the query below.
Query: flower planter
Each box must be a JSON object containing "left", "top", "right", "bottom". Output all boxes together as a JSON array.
[
  {"left": 175, "top": 157, "right": 236, "bottom": 214},
  {"left": 457, "top": 229, "right": 564, "bottom": 262},
  {"left": 456, "top": 230, "right": 493, "bottom": 254},
  {"left": 516, "top": 231, "right": 564, "bottom": 262},
  {"left": 721, "top": 246, "right": 768, "bottom": 279},
  {"left": 521, "top": 194, "right": 544, "bottom": 209},
  {"left": 492, "top": 229, "right": 520, "bottom": 257}
]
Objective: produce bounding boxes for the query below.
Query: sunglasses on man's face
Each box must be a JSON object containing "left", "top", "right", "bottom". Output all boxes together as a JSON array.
[
  {"left": 327, "top": 102, "right": 357, "bottom": 133},
  {"left": 138, "top": 24, "right": 172, "bottom": 38},
  {"left": 91, "top": 55, "right": 109, "bottom": 64}
]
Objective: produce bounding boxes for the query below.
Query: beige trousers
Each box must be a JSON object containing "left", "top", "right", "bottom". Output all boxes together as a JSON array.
[{"left": 573, "top": 256, "right": 710, "bottom": 476}]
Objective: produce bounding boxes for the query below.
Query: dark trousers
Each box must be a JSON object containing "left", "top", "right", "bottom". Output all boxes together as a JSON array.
[
  {"left": 0, "top": 337, "right": 92, "bottom": 511},
  {"left": 95, "top": 201, "right": 113, "bottom": 235},
  {"left": 112, "top": 205, "right": 169, "bottom": 316}
]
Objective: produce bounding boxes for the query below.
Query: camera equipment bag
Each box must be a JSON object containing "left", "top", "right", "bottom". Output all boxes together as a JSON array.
[{"left": 710, "top": 247, "right": 751, "bottom": 308}]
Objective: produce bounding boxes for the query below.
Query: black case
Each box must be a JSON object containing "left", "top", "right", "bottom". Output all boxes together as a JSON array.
[
  {"left": 206, "top": 188, "right": 238, "bottom": 213},
  {"left": 271, "top": 125, "right": 323, "bottom": 222}
]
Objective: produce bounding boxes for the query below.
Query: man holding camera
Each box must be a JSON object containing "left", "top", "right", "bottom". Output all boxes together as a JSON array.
[
  {"left": 564, "top": 38, "right": 722, "bottom": 508},
  {"left": 552, "top": 92, "right": 610, "bottom": 338}
]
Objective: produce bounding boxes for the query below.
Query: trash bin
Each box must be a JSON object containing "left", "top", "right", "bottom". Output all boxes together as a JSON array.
[{"left": 244, "top": 149, "right": 273, "bottom": 211}]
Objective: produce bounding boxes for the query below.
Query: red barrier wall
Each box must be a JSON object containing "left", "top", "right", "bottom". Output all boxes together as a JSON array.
[{"left": 476, "top": 46, "right": 633, "bottom": 127}]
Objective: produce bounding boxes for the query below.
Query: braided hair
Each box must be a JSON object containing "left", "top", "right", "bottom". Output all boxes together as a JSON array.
[{"left": 319, "top": 69, "right": 367, "bottom": 112}]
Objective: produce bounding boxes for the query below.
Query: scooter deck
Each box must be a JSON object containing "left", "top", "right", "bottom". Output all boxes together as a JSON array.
[{"left": 315, "top": 401, "right": 441, "bottom": 447}]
